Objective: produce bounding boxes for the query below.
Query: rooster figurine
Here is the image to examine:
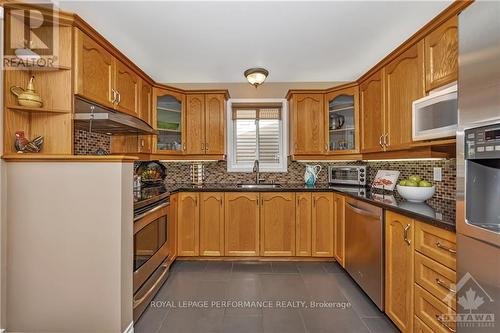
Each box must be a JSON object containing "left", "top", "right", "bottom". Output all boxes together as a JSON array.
[{"left": 15, "top": 131, "right": 44, "bottom": 153}]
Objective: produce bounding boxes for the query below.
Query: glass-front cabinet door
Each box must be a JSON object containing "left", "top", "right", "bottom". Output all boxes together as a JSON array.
[
  {"left": 154, "top": 89, "right": 185, "bottom": 153},
  {"left": 325, "top": 86, "right": 360, "bottom": 154}
]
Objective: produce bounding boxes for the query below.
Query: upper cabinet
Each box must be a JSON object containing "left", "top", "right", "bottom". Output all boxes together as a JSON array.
[
  {"left": 140, "top": 80, "right": 153, "bottom": 126},
  {"left": 360, "top": 70, "right": 385, "bottom": 153},
  {"left": 186, "top": 94, "right": 205, "bottom": 154},
  {"left": 424, "top": 16, "right": 458, "bottom": 92},
  {"left": 325, "top": 86, "right": 360, "bottom": 154},
  {"left": 154, "top": 88, "right": 185, "bottom": 154},
  {"left": 289, "top": 93, "right": 325, "bottom": 155},
  {"left": 114, "top": 59, "right": 140, "bottom": 117},
  {"left": 384, "top": 41, "right": 425, "bottom": 150}
]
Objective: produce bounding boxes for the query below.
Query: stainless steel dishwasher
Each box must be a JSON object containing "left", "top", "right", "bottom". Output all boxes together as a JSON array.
[{"left": 345, "top": 197, "right": 384, "bottom": 310}]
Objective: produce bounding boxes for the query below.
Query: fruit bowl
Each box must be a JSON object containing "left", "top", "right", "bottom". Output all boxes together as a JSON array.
[{"left": 397, "top": 185, "right": 435, "bottom": 203}]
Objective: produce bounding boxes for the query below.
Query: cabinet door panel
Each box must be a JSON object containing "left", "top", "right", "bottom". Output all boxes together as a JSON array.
[
  {"left": 311, "top": 193, "right": 334, "bottom": 257},
  {"left": 177, "top": 193, "right": 199, "bottom": 256},
  {"left": 360, "top": 70, "right": 385, "bottom": 153},
  {"left": 140, "top": 80, "right": 153, "bottom": 126},
  {"left": 385, "top": 211, "right": 414, "bottom": 333},
  {"left": 186, "top": 94, "right": 205, "bottom": 154},
  {"left": 74, "top": 29, "right": 114, "bottom": 108},
  {"left": 224, "top": 193, "right": 259, "bottom": 256},
  {"left": 385, "top": 41, "right": 425, "bottom": 149},
  {"left": 205, "top": 94, "right": 225, "bottom": 154},
  {"left": 296, "top": 193, "right": 312, "bottom": 256},
  {"left": 293, "top": 94, "right": 325, "bottom": 154},
  {"left": 425, "top": 16, "right": 458, "bottom": 91},
  {"left": 260, "top": 193, "right": 295, "bottom": 256},
  {"left": 200, "top": 192, "right": 224, "bottom": 256},
  {"left": 115, "top": 59, "right": 140, "bottom": 116},
  {"left": 333, "top": 194, "right": 346, "bottom": 267},
  {"left": 169, "top": 193, "right": 178, "bottom": 260}
]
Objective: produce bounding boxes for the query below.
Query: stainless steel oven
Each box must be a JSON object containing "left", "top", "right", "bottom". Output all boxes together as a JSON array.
[
  {"left": 328, "top": 165, "right": 367, "bottom": 186},
  {"left": 133, "top": 196, "right": 171, "bottom": 321}
]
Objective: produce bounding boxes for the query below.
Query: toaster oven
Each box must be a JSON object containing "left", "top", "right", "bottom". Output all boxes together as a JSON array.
[{"left": 328, "top": 165, "right": 367, "bottom": 186}]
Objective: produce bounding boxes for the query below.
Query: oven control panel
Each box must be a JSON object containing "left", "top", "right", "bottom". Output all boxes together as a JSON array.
[{"left": 465, "top": 123, "right": 500, "bottom": 159}]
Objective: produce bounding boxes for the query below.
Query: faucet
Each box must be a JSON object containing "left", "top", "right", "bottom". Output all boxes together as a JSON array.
[{"left": 253, "top": 160, "right": 264, "bottom": 184}]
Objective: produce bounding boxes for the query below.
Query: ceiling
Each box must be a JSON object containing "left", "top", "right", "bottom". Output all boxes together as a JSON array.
[{"left": 59, "top": 1, "right": 451, "bottom": 83}]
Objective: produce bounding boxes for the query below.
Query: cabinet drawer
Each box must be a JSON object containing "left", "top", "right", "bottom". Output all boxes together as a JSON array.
[
  {"left": 414, "top": 315, "right": 433, "bottom": 333},
  {"left": 415, "top": 222, "right": 456, "bottom": 270},
  {"left": 415, "top": 252, "right": 456, "bottom": 310},
  {"left": 415, "top": 284, "right": 456, "bottom": 333}
]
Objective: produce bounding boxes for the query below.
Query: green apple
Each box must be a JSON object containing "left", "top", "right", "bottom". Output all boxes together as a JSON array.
[
  {"left": 399, "top": 180, "right": 407, "bottom": 186},
  {"left": 408, "top": 175, "right": 422, "bottom": 182},
  {"left": 405, "top": 180, "right": 418, "bottom": 187},
  {"left": 419, "top": 180, "right": 432, "bottom": 187}
]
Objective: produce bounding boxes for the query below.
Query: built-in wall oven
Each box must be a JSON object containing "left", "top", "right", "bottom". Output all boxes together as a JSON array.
[{"left": 133, "top": 194, "right": 172, "bottom": 321}]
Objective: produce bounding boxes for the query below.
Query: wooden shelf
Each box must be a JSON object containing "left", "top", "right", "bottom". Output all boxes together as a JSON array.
[
  {"left": 157, "top": 128, "right": 181, "bottom": 133},
  {"left": 329, "top": 105, "right": 354, "bottom": 113},
  {"left": 329, "top": 127, "right": 355, "bottom": 132},
  {"left": 7, "top": 105, "right": 71, "bottom": 114},
  {"left": 157, "top": 106, "right": 181, "bottom": 113}
]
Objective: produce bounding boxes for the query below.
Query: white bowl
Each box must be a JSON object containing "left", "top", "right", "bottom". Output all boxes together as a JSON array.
[{"left": 397, "top": 185, "right": 435, "bottom": 203}]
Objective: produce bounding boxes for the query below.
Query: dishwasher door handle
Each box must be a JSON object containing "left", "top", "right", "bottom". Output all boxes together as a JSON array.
[{"left": 346, "top": 203, "right": 381, "bottom": 219}]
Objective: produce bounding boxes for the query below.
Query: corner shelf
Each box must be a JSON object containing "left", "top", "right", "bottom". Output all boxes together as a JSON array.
[{"left": 7, "top": 105, "right": 72, "bottom": 114}]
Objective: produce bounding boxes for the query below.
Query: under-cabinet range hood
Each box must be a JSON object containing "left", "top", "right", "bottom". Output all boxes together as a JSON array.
[{"left": 74, "top": 97, "right": 156, "bottom": 135}]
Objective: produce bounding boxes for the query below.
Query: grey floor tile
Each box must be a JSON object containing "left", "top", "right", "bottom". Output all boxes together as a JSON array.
[
  {"left": 172, "top": 260, "right": 207, "bottom": 272},
  {"left": 302, "top": 274, "right": 349, "bottom": 302},
  {"left": 334, "top": 274, "right": 384, "bottom": 318},
  {"left": 296, "top": 262, "right": 328, "bottom": 274},
  {"left": 260, "top": 274, "right": 310, "bottom": 301},
  {"left": 271, "top": 261, "right": 300, "bottom": 273},
  {"left": 196, "top": 280, "right": 229, "bottom": 300},
  {"left": 222, "top": 314, "right": 263, "bottom": 333},
  {"left": 135, "top": 305, "right": 170, "bottom": 333},
  {"left": 159, "top": 308, "right": 224, "bottom": 333},
  {"left": 301, "top": 308, "right": 371, "bottom": 333},
  {"left": 263, "top": 308, "right": 307, "bottom": 333},
  {"left": 362, "top": 317, "right": 400, "bottom": 333},
  {"left": 205, "top": 261, "right": 233, "bottom": 272},
  {"left": 224, "top": 278, "right": 263, "bottom": 315},
  {"left": 233, "top": 261, "right": 272, "bottom": 273},
  {"left": 322, "top": 261, "right": 344, "bottom": 274}
]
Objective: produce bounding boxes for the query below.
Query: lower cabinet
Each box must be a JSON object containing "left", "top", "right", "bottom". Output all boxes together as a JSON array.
[
  {"left": 333, "top": 194, "right": 346, "bottom": 267},
  {"left": 296, "top": 193, "right": 312, "bottom": 256},
  {"left": 311, "top": 193, "right": 334, "bottom": 257},
  {"left": 168, "top": 193, "right": 178, "bottom": 260},
  {"left": 260, "top": 193, "right": 296, "bottom": 256},
  {"left": 385, "top": 211, "right": 414, "bottom": 333},
  {"left": 199, "top": 192, "right": 224, "bottom": 256},
  {"left": 224, "top": 193, "right": 260, "bottom": 256},
  {"left": 177, "top": 192, "right": 200, "bottom": 256}
]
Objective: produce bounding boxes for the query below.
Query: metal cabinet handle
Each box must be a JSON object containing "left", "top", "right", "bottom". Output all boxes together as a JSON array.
[
  {"left": 201, "top": 143, "right": 205, "bottom": 151},
  {"left": 403, "top": 224, "right": 411, "bottom": 246},
  {"left": 379, "top": 135, "right": 384, "bottom": 148},
  {"left": 384, "top": 134, "right": 389, "bottom": 147},
  {"left": 435, "top": 314, "right": 456, "bottom": 333},
  {"left": 111, "top": 89, "right": 117, "bottom": 104},
  {"left": 116, "top": 91, "right": 121, "bottom": 105},
  {"left": 435, "top": 242, "right": 456, "bottom": 254},
  {"left": 436, "top": 278, "right": 456, "bottom": 293},
  {"left": 346, "top": 203, "right": 380, "bottom": 219},
  {"left": 183, "top": 144, "right": 186, "bottom": 151},
  {"left": 205, "top": 142, "right": 208, "bottom": 152}
]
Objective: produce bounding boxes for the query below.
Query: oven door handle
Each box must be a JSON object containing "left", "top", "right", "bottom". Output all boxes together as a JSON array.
[
  {"left": 133, "top": 263, "right": 169, "bottom": 308},
  {"left": 346, "top": 203, "right": 380, "bottom": 219},
  {"left": 134, "top": 202, "right": 169, "bottom": 222}
]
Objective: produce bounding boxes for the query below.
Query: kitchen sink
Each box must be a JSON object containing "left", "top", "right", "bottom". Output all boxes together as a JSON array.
[{"left": 237, "top": 183, "right": 282, "bottom": 189}]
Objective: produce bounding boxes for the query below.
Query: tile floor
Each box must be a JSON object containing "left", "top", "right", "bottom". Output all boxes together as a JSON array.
[{"left": 135, "top": 261, "right": 399, "bottom": 333}]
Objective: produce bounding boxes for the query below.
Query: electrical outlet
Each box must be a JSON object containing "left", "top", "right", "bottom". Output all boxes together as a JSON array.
[{"left": 433, "top": 167, "right": 442, "bottom": 182}]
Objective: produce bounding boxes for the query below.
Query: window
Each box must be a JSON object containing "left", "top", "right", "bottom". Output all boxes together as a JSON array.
[{"left": 227, "top": 99, "right": 288, "bottom": 172}]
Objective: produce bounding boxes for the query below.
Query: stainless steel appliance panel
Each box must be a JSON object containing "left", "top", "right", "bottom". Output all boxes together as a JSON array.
[
  {"left": 345, "top": 197, "right": 384, "bottom": 310},
  {"left": 328, "top": 165, "right": 367, "bottom": 186}
]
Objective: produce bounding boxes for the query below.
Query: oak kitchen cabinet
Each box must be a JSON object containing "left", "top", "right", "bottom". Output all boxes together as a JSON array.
[
  {"left": 199, "top": 192, "right": 225, "bottom": 256},
  {"left": 185, "top": 93, "right": 226, "bottom": 155},
  {"left": 311, "top": 192, "right": 334, "bottom": 257},
  {"left": 384, "top": 41, "right": 425, "bottom": 151},
  {"left": 154, "top": 88, "right": 186, "bottom": 154},
  {"left": 169, "top": 193, "right": 179, "bottom": 260},
  {"left": 424, "top": 16, "right": 458, "bottom": 92},
  {"left": 177, "top": 192, "right": 199, "bottom": 256},
  {"left": 325, "top": 86, "right": 360, "bottom": 154},
  {"left": 289, "top": 93, "right": 325, "bottom": 155},
  {"left": 224, "top": 193, "right": 260, "bottom": 256},
  {"left": 74, "top": 28, "right": 140, "bottom": 117},
  {"left": 360, "top": 70, "right": 385, "bottom": 153},
  {"left": 333, "top": 194, "right": 346, "bottom": 267},
  {"left": 260, "top": 193, "right": 296, "bottom": 256},
  {"left": 295, "top": 193, "right": 312, "bottom": 256},
  {"left": 385, "top": 211, "right": 414, "bottom": 333}
]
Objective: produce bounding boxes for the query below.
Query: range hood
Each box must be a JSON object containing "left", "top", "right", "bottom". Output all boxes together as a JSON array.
[{"left": 74, "top": 97, "right": 156, "bottom": 135}]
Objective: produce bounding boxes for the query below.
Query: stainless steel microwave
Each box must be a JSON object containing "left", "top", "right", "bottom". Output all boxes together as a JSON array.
[
  {"left": 328, "top": 165, "right": 367, "bottom": 186},
  {"left": 412, "top": 83, "right": 458, "bottom": 141}
]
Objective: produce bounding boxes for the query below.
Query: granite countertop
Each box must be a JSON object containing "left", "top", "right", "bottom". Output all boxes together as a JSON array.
[{"left": 163, "top": 183, "right": 456, "bottom": 232}]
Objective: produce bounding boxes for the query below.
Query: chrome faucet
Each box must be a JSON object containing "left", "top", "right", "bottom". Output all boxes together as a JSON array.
[{"left": 253, "top": 160, "right": 264, "bottom": 184}]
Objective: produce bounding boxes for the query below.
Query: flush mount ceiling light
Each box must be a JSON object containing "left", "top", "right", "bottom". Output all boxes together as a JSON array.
[{"left": 244, "top": 68, "right": 269, "bottom": 88}]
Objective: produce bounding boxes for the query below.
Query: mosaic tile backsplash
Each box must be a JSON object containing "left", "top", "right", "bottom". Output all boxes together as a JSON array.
[
  {"left": 74, "top": 129, "right": 111, "bottom": 155},
  {"left": 161, "top": 158, "right": 456, "bottom": 200}
]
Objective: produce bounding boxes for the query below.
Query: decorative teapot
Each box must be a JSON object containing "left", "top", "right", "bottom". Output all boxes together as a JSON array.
[
  {"left": 11, "top": 76, "right": 43, "bottom": 108},
  {"left": 304, "top": 164, "right": 322, "bottom": 186}
]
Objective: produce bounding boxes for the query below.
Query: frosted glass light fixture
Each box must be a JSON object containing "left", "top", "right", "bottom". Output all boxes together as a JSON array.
[{"left": 244, "top": 68, "right": 269, "bottom": 88}]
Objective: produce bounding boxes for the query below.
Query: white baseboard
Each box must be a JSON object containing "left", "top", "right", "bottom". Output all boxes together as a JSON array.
[{"left": 123, "top": 321, "right": 134, "bottom": 333}]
